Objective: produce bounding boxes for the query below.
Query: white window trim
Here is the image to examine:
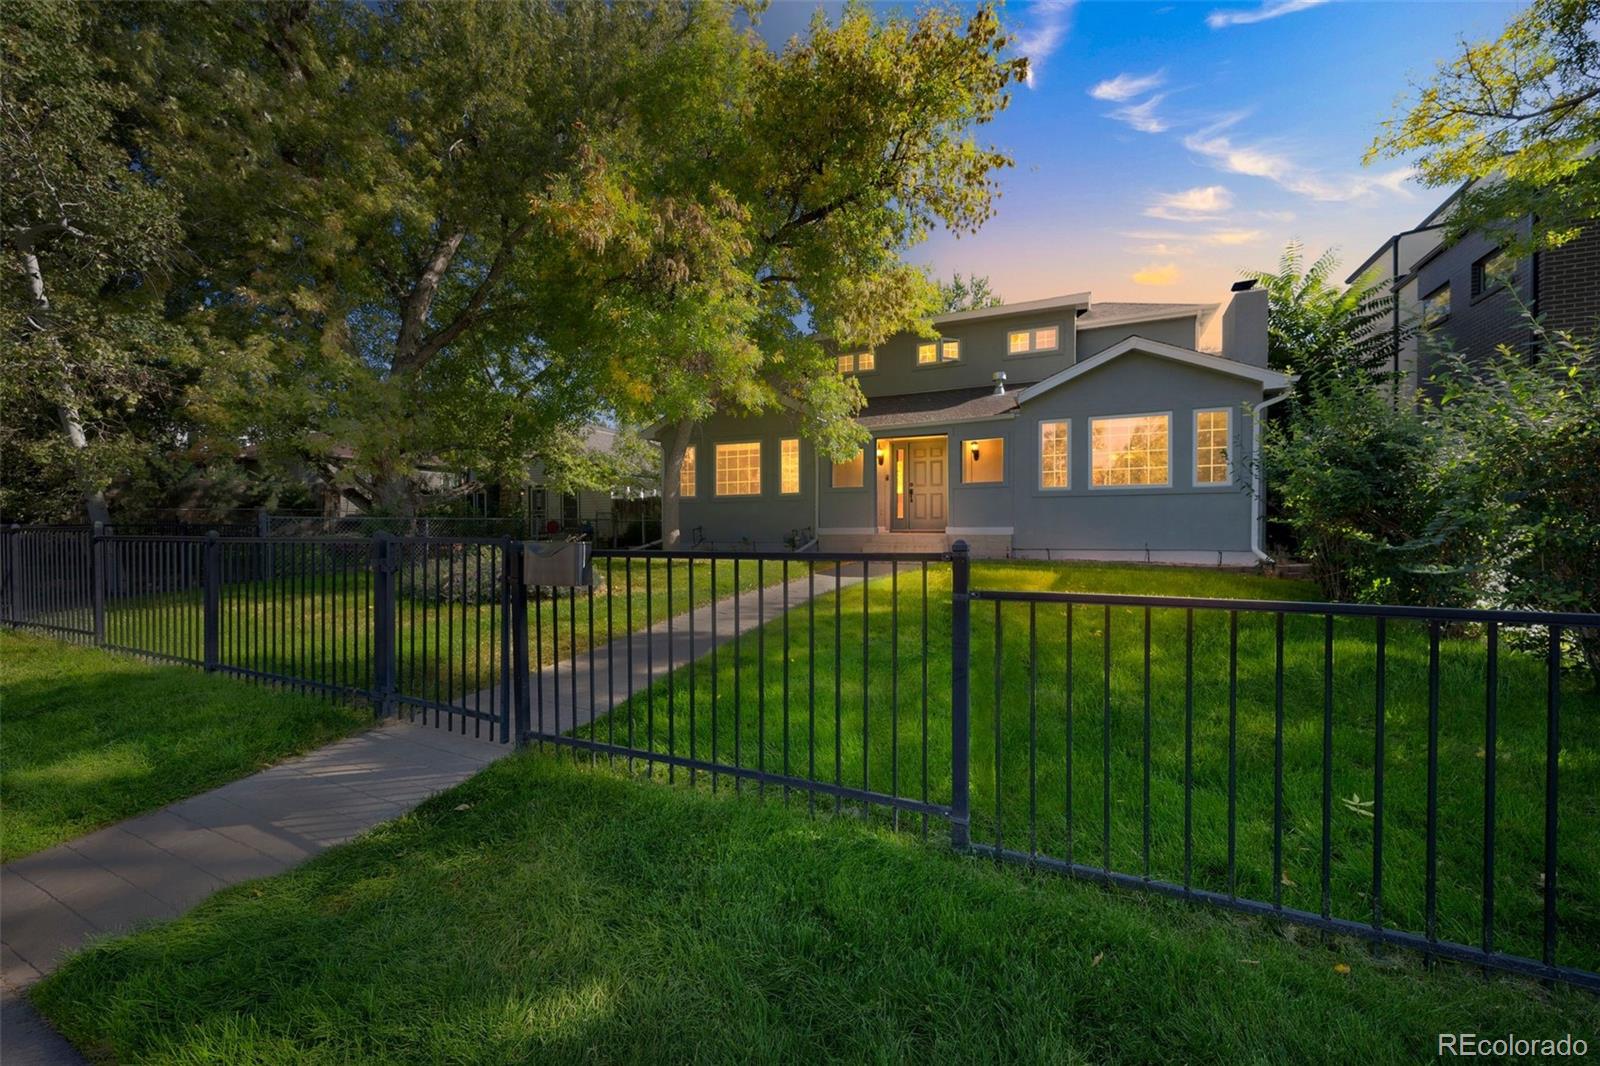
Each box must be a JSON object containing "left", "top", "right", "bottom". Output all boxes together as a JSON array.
[
  {"left": 1007, "top": 325, "right": 1061, "bottom": 356},
  {"left": 779, "top": 437, "right": 802, "bottom": 495},
  {"left": 679, "top": 445, "right": 697, "bottom": 498},
  {"left": 1037, "top": 418, "right": 1071, "bottom": 491},
  {"left": 1192, "top": 407, "right": 1232, "bottom": 488},
  {"left": 713, "top": 439, "right": 763, "bottom": 498},
  {"left": 1088, "top": 410, "right": 1172, "bottom": 490}
]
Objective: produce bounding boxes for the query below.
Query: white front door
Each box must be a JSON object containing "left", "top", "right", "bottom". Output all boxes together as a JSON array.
[{"left": 891, "top": 438, "right": 946, "bottom": 531}]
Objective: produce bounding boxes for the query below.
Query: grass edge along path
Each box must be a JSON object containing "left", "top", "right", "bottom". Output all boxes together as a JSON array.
[
  {"left": 0, "top": 631, "right": 368, "bottom": 861},
  {"left": 31, "top": 752, "right": 1600, "bottom": 1065}
]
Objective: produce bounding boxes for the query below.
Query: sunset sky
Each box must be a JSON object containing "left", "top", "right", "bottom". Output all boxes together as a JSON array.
[{"left": 758, "top": 0, "right": 1519, "bottom": 313}]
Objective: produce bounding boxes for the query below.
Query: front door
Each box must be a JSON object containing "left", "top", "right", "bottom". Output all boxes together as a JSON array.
[{"left": 890, "top": 438, "right": 947, "bottom": 531}]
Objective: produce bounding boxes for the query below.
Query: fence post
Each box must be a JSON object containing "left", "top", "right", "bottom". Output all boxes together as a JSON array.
[
  {"left": 203, "top": 530, "right": 221, "bottom": 671},
  {"left": 950, "top": 539, "right": 972, "bottom": 850},
  {"left": 370, "top": 531, "right": 399, "bottom": 718},
  {"left": 2, "top": 524, "right": 17, "bottom": 626},
  {"left": 91, "top": 522, "right": 106, "bottom": 646},
  {"left": 257, "top": 507, "right": 271, "bottom": 583},
  {"left": 511, "top": 540, "right": 532, "bottom": 746}
]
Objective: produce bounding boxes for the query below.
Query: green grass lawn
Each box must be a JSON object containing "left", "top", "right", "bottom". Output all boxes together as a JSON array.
[
  {"left": 592, "top": 560, "right": 1600, "bottom": 975},
  {"left": 30, "top": 752, "right": 1600, "bottom": 1064},
  {"left": 0, "top": 631, "right": 368, "bottom": 860}
]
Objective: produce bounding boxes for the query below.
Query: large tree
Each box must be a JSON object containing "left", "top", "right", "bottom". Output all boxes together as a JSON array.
[
  {"left": 103, "top": 1, "right": 737, "bottom": 512},
  {"left": 1, "top": 0, "right": 186, "bottom": 524},
  {"left": 532, "top": 2, "right": 1026, "bottom": 542},
  {"left": 1246, "top": 242, "right": 1399, "bottom": 402},
  {"left": 1367, "top": 0, "right": 1600, "bottom": 253}
]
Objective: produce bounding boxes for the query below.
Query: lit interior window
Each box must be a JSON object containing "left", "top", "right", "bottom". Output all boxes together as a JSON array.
[
  {"left": 679, "top": 446, "right": 697, "bottom": 498},
  {"left": 1091, "top": 414, "right": 1170, "bottom": 487},
  {"left": 961, "top": 437, "right": 1004, "bottom": 484},
  {"left": 1195, "top": 410, "right": 1230, "bottom": 484},
  {"left": 831, "top": 449, "right": 865, "bottom": 488},
  {"left": 780, "top": 438, "right": 800, "bottom": 494},
  {"left": 714, "top": 442, "right": 761, "bottom": 496},
  {"left": 1040, "top": 421, "right": 1069, "bottom": 489}
]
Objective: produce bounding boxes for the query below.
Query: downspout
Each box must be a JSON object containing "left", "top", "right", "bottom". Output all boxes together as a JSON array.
[{"left": 1250, "top": 389, "right": 1293, "bottom": 565}]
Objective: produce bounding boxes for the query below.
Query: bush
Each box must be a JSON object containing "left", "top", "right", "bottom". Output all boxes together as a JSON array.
[{"left": 1260, "top": 380, "right": 1478, "bottom": 606}]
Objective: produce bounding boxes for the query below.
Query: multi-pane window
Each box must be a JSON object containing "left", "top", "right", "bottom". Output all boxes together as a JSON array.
[
  {"left": 962, "top": 438, "right": 1005, "bottom": 484},
  {"left": 1039, "top": 420, "right": 1070, "bottom": 489},
  {"left": 1194, "top": 409, "right": 1230, "bottom": 485},
  {"left": 831, "top": 448, "right": 865, "bottom": 488},
  {"left": 916, "top": 338, "right": 961, "bottom": 364},
  {"left": 679, "top": 445, "right": 697, "bottom": 498},
  {"left": 714, "top": 442, "right": 761, "bottom": 496},
  {"left": 780, "top": 438, "right": 800, "bottom": 494},
  {"left": 1008, "top": 326, "right": 1060, "bottom": 355},
  {"left": 836, "top": 351, "right": 875, "bottom": 374},
  {"left": 836, "top": 353, "right": 854, "bottom": 374},
  {"left": 1090, "top": 414, "right": 1170, "bottom": 487}
]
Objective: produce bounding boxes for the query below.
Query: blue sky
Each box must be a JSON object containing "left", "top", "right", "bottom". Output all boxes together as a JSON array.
[{"left": 757, "top": 0, "right": 1518, "bottom": 318}]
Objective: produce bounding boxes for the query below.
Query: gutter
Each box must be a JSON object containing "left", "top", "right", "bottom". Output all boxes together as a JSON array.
[{"left": 1250, "top": 389, "right": 1294, "bottom": 565}]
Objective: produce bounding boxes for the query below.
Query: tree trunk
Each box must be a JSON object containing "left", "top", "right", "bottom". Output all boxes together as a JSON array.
[
  {"left": 661, "top": 419, "right": 693, "bottom": 547},
  {"left": 21, "top": 246, "right": 111, "bottom": 526}
]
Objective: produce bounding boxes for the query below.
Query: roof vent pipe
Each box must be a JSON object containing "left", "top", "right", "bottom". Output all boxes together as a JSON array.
[{"left": 992, "top": 371, "right": 1007, "bottom": 395}]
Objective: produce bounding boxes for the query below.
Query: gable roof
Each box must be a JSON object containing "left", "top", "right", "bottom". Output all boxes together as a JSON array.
[{"left": 1016, "top": 335, "right": 1292, "bottom": 405}]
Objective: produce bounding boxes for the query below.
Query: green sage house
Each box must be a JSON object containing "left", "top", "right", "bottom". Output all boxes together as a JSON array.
[{"left": 659, "top": 282, "right": 1292, "bottom": 563}]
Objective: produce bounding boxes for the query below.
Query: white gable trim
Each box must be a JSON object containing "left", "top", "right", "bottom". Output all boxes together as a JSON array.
[{"left": 1017, "top": 335, "right": 1292, "bottom": 404}]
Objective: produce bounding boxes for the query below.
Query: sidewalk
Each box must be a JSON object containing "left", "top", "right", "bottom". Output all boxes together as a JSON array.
[{"left": 2, "top": 559, "right": 861, "bottom": 1063}]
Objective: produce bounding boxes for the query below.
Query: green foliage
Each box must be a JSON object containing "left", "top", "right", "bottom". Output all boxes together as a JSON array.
[
  {"left": 1368, "top": 0, "right": 1600, "bottom": 253},
  {"left": 1260, "top": 380, "right": 1468, "bottom": 605},
  {"left": 936, "top": 272, "right": 1004, "bottom": 313},
  {"left": 1246, "top": 242, "right": 1399, "bottom": 400},
  {"left": 1433, "top": 325, "right": 1600, "bottom": 674},
  {"left": 0, "top": 0, "right": 190, "bottom": 523}
]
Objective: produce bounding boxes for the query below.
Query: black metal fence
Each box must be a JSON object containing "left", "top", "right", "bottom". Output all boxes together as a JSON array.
[{"left": 3, "top": 526, "right": 1596, "bottom": 991}]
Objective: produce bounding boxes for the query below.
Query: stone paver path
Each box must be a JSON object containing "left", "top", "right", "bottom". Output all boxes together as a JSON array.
[{"left": 2, "top": 556, "right": 862, "bottom": 1063}]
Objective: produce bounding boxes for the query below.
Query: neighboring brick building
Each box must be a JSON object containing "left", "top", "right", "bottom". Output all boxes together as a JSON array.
[{"left": 1349, "top": 184, "right": 1600, "bottom": 393}]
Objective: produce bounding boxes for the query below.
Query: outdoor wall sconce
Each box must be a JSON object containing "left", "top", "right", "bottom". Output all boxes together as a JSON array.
[
  {"left": 969, "top": 440, "right": 981, "bottom": 463},
  {"left": 876, "top": 445, "right": 887, "bottom": 467}
]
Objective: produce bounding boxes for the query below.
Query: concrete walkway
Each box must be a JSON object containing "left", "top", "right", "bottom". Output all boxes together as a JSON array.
[
  {"left": 1, "top": 723, "right": 504, "bottom": 1064},
  {"left": 458, "top": 563, "right": 865, "bottom": 738},
  {"left": 1, "top": 558, "right": 860, "bottom": 1063}
]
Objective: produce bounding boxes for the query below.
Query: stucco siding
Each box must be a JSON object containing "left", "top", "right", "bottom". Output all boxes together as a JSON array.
[
  {"left": 1009, "top": 351, "right": 1258, "bottom": 555},
  {"left": 1076, "top": 316, "right": 1199, "bottom": 360}
]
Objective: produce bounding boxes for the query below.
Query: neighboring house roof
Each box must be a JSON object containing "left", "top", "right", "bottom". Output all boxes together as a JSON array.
[
  {"left": 857, "top": 385, "right": 1026, "bottom": 430},
  {"left": 1017, "top": 335, "right": 1293, "bottom": 405},
  {"left": 933, "top": 291, "right": 1091, "bottom": 325}
]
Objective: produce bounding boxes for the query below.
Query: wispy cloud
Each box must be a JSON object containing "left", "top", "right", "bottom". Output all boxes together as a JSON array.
[
  {"left": 1014, "top": 0, "right": 1076, "bottom": 88},
  {"left": 1145, "top": 185, "right": 1234, "bottom": 222},
  {"left": 1089, "top": 70, "right": 1165, "bottom": 102},
  {"left": 1204, "top": 228, "right": 1265, "bottom": 245},
  {"left": 1206, "top": 0, "right": 1328, "bottom": 30},
  {"left": 1182, "top": 117, "right": 1415, "bottom": 201},
  {"left": 1109, "top": 94, "right": 1170, "bottom": 134},
  {"left": 1132, "top": 262, "right": 1183, "bottom": 286}
]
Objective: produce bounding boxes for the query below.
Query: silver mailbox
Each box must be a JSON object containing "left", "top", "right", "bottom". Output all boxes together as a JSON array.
[{"left": 523, "top": 540, "right": 592, "bottom": 587}]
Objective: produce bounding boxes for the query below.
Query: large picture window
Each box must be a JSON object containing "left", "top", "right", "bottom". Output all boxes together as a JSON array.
[
  {"left": 1090, "top": 414, "right": 1170, "bottom": 488},
  {"left": 679, "top": 446, "right": 697, "bottom": 498},
  {"left": 1039, "top": 420, "right": 1070, "bottom": 489},
  {"left": 1194, "top": 409, "right": 1231, "bottom": 485},
  {"left": 780, "top": 438, "right": 801, "bottom": 494},
  {"left": 714, "top": 442, "right": 761, "bottom": 496},
  {"left": 831, "top": 449, "right": 865, "bottom": 488}
]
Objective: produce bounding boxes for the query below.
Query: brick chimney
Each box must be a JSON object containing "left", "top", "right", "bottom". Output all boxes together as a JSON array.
[{"left": 1222, "top": 279, "right": 1269, "bottom": 368}]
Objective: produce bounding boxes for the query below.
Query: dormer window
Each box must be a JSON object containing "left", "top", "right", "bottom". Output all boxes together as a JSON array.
[
  {"left": 836, "top": 351, "right": 875, "bottom": 374},
  {"left": 1008, "top": 326, "right": 1059, "bottom": 355},
  {"left": 917, "top": 338, "right": 961, "bottom": 365}
]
